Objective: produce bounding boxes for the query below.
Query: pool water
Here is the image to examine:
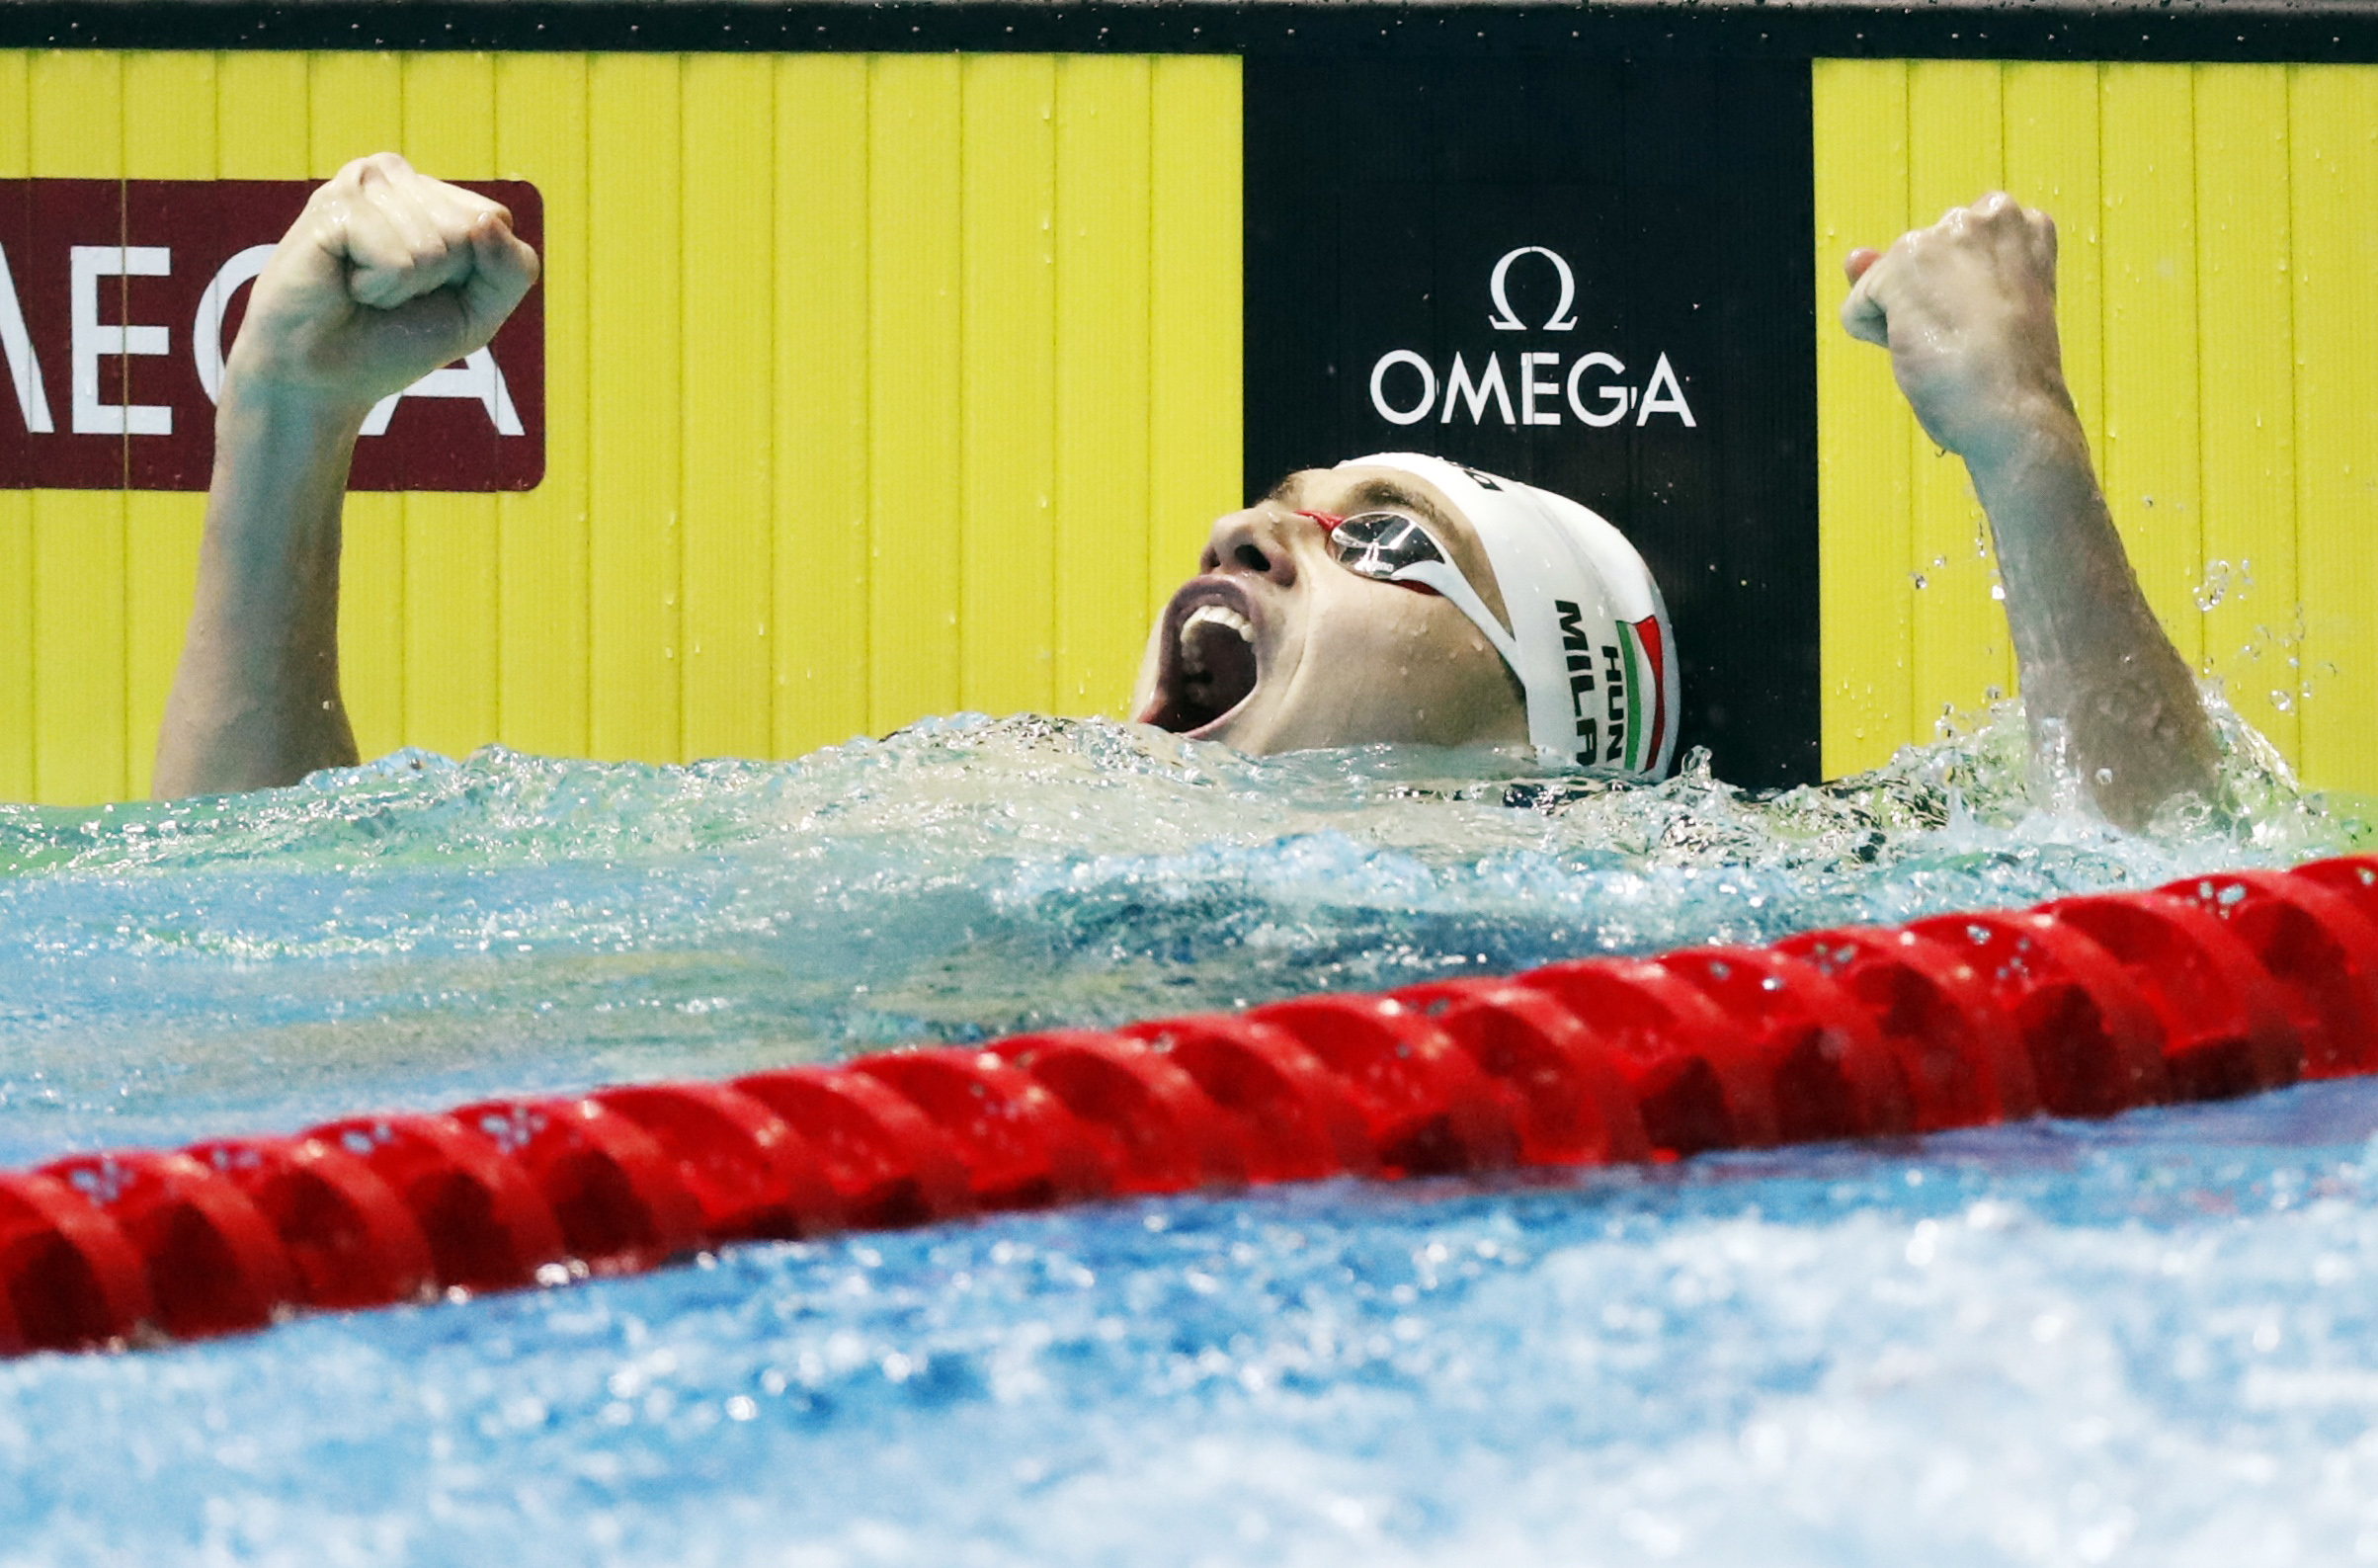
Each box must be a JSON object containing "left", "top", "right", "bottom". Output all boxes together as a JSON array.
[{"left": 2, "top": 701, "right": 2372, "bottom": 1565}]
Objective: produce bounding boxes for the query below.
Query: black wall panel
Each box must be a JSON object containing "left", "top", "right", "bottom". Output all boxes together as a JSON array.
[{"left": 1245, "top": 55, "right": 1819, "bottom": 787}]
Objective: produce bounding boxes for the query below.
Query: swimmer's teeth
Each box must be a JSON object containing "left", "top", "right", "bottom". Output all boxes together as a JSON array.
[
  {"left": 1180, "top": 604, "right": 1255, "bottom": 648},
  {"left": 1178, "top": 604, "right": 1256, "bottom": 678}
]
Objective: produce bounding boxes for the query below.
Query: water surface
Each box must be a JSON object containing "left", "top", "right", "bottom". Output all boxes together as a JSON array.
[{"left": 0, "top": 702, "right": 2368, "bottom": 1565}]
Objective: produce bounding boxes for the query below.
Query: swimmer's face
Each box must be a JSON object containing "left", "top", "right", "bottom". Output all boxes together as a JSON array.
[{"left": 1132, "top": 465, "right": 1528, "bottom": 753}]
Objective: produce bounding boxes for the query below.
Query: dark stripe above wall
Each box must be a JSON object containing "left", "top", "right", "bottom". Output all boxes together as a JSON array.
[
  {"left": 1245, "top": 56, "right": 1821, "bottom": 789},
  {"left": 9, "top": 2, "right": 2378, "bottom": 60}
]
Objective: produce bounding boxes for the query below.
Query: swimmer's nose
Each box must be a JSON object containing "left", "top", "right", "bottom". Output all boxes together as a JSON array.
[{"left": 1197, "top": 507, "right": 1301, "bottom": 587}]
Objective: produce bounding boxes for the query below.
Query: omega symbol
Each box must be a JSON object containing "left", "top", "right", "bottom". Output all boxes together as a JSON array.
[{"left": 1486, "top": 245, "right": 1579, "bottom": 333}]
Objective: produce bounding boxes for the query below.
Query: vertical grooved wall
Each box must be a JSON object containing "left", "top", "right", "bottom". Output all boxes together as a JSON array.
[
  {"left": 0, "top": 50, "right": 1242, "bottom": 803},
  {"left": 27, "top": 52, "right": 126, "bottom": 805},
  {"left": 1816, "top": 60, "right": 2378, "bottom": 793}
]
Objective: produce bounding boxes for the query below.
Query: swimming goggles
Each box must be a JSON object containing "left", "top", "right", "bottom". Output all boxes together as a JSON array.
[{"left": 1297, "top": 509, "right": 1522, "bottom": 669}]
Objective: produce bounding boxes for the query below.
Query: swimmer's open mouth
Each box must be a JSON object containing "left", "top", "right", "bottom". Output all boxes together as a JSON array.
[{"left": 1139, "top": 577, "right": 1262, "bottom": 736}]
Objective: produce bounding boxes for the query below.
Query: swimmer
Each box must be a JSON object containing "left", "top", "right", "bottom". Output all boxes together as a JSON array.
[{"left": 155, "top": 158, "right": 2216, "bottom": 828}]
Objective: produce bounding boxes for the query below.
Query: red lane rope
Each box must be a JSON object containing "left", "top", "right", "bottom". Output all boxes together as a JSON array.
[{"left": 8, "top": 855, "right": 2378, "bottom": 1356}]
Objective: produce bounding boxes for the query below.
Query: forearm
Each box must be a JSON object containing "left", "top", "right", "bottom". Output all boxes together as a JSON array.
[
  {"left": 149, "top": 155, "right": 539, "bottom": 799},
  {"left": 1965, "top": 383, "right": 2218, "bottom": 826},
  {"left": 152, "top": 387, "right": 366, "bottom": 798}
]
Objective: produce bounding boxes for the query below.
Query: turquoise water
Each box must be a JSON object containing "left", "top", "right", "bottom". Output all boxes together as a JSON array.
[{"left": 2, "top": 702, "right": 2372, "bottom": 1564}]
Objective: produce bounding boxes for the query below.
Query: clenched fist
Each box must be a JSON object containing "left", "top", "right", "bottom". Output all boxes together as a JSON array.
[
  {"left": 226, "top": 152, "right": 540, "bottom": 416},
  {"left": 1841, "top": 192, "right": 2068, "bottom": 465}
]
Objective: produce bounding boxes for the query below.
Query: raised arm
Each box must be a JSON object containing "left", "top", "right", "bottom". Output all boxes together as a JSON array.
[
  {"left": 1842, "top": 193, "right": 2218, "bottom": 828},
  {"left": 152, "top": 154, "right": 538, "bottom": 799}
]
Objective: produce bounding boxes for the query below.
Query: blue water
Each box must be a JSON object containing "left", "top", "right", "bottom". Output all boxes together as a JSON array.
[{"left": 2, "top": 704, "right": 2372, "bottom": 1565}]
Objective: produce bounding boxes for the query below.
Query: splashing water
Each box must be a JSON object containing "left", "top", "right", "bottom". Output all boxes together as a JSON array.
[
  {"left": 0, "top": 693, "right": 2348, "bottom": 1161},
  {"left": 1, "top": 698, "right": 2372, "bottom": 1566}
]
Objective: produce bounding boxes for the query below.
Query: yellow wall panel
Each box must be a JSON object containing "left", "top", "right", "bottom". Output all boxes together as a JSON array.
[
  {"left": 772, "top": 54, "right": 869, "bottom": 758},
  {"left": 958, "top": 53, "right": 1058, "bottom": 719},
  {"left": 679, "top": 53, "right": 776, "bottom": 762},
  {"left": 493, "top": 52, "right": 591, "bottom": 759},
  {"left": 586, "top": 53, "right": 682, "bottom": 760},
  {"left": 217, "top": 52, "right": 307, "bottom": 178},
  {"left": 2004, "top": 64, "right": 2106, "bottom": 488},
  {"left": 2099, "top": 65, "right": 2204, "bottom": 671},
  {"left": 1148, "top": 54, "right": 1242, "bottom": 633},
  {"left": 121, "top": 51, "right": 216, "bottom": 802},
  {"left": 1906, "top": 60, "right": 2010, "bottom": 724},
  {"left": 1052, "top": 55, "right": 1152, "bottom": 717},
  {"left": 307, "top": 52, "right": 406, "bottom": 764},
  {"left": 1818, "top": 59, "right": 2378, "bottom": 794},
  {"left": 14, "top": 48, "right": 2378, "bottom": 804},
  {"left": 0, "top": 53, "right": 29, "bottom": 803},
  {"left": 397, "top": 52, "right": 502, "bottom": 761},
  {"left": 866, "top": 54, "right": 963, "bottom": 733},
  {"left": 2194, "top": 66, "right": 2298, "bottom": 756},
  {"left": 29, "top": 52, "right": 128, "bottom": 806},
  {"left": 2290, "top": 67, "right": 2378, "bottom": 790},
  {"left": 1812, "top": 58, "right": 1912, "bottom": 778}
]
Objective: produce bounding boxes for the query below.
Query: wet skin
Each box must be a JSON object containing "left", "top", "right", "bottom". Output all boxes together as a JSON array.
[
  {"left": 1131, "top": 465, "right": 1528, "bottom": 754},
  {"left": 1843, "top": 194, "right": 2217, "bottom": 826}
]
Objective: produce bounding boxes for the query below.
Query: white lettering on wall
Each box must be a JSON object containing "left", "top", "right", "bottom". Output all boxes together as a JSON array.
[
  {"left": 1369, "top": 349, "right": 1435, "bottom": 428},
  {"left": 1440, "top": 352, "right": 1515, "bottom": 426},
  {"left": 0, "top": 178, "right": 543, "bottom": 488},
  {"left": 360, "top": 348, "right": 526, "bottom": 438},
  {"left": 193, "top": 244, "right": 277, "bottom": 405},
  {"left": 1520, "top": 352, "right": 1562, "bottom": 427},
  {"left": 1566, "top": 352, "right": 1628, "bottom": 428},
  {"left": 70, "top": 245, "right": 173, "bottom": 436},
  {"left": 1636, "top": 352, "right": 1696, "bottom": 428},
  {"left": 0, "top": 240, "right": 52, "bottom": 433},
  {"left": 1369, "top": 347, "right": 1694, "bottom": 430},
  {"left": 1366, "top": 245, "right": 1697, "bottom": 432}
]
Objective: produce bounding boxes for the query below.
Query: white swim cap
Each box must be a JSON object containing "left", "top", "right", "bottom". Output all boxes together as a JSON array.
[{"left": 1339, "top": 453, "right": 1680, "bottom": 778}]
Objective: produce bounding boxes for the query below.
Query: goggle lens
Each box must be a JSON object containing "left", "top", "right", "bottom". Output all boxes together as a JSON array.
[{"left": 1328, "top": 511, "right": 1450, "bottom": 581}]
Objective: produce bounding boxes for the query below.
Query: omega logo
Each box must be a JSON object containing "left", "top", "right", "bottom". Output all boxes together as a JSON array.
[
  {"left": 1486, "top": 245, "right": 1578, "bottom": 333},
  {"left": 0, "top": 178, "right": 543, "bottom": 491},
  {"left": 1367, "top": 244, "right": 1697, "bottom": 433}
]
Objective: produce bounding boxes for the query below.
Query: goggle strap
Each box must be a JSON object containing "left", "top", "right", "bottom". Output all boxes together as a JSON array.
[
  {"left": 1316, "top": 507, "right": 1521, "bottom": 670},
  {"left": 1388, "top": 560, "right": 1521, "bottom": 669}
]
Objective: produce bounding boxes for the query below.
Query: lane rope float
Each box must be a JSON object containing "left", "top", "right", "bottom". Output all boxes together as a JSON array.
[{"left": 7, "top": 855, "right": 2378, "bottom": 1356}]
